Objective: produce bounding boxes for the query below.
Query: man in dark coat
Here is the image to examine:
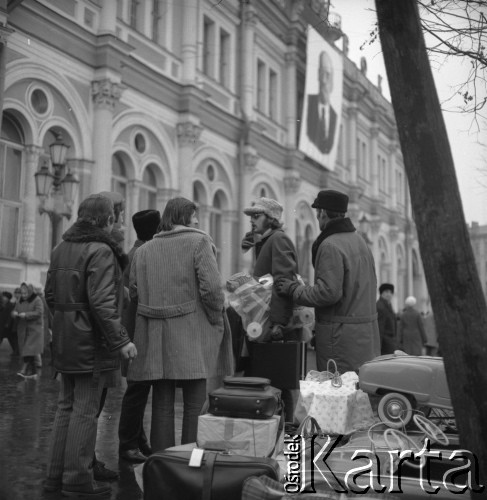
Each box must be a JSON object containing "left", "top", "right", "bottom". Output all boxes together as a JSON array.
[
  {"left": 306, "top": 51, "right": 337, "bottom": 155},
  {"left": 276, "top": 190, "right": 380, "bottom": 374},
  {"left": 118, "top": 209, "right": 161, "bottom": 463},
  {"left": 377, "top": 283, "right": 397, "bottom": 354},
  {"left": 44, "top": 194, "right": 137, "bottom": 498}
]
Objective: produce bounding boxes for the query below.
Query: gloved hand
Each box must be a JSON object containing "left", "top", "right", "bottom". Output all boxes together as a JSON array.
[
  {"left": 241, "top": 231, "right": 255, "bottom": 253},
  {"left": 274, "top": 277, "right": 299, "bottom": 297}
]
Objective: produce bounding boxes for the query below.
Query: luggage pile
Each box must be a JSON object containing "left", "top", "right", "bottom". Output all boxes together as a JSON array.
[{"left": 142, "top": 376, "right": 283, "bottom": 500}]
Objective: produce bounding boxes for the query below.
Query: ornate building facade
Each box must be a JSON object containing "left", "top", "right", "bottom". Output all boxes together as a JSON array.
[{"left": 0, "top": 0, "right": 428, "bottom": 311}]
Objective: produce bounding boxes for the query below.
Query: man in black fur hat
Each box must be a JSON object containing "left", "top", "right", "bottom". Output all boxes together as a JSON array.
[
  {"left": 276, "top": 189, "right": 380, "bottom": 373},
  {"left": 44, "top": 194, "right": 137, "bottom": 498},
  {"left": 118, "top": 209, "right": 161, "bottom": 463},
  {"left": 377, "top": 283, "right": 397, "bottom": 354}
]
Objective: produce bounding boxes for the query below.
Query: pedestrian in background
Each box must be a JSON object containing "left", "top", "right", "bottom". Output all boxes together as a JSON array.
[
  {"left": 377, "top": 283, "right": 397, "bottom": 354},
  {"left": 44, "top": 194, "right": 136, "bottom": 498},
  {"left": 128, "top": 197, "right": 232, "bottom": 451},
  {"left": 0, "top": 291, "right": 15, "bottom": 354},
  {"left": 276, "top": 190, "right": 380, "bottom": 374},
  {"left": 118, "top": 209, "right": 161, "bottom": 464},
  {"left": 399, "top": 296, "right": 427, "bottom": 356},
  {"left": 422, "top": 309, "right": 439, "bottom": 356},
  {"left": 12, "top": 283, "right": 44, "bottom": 379},
  {"left": 33, "top": 283, "right": 53, "bottom": 364}
]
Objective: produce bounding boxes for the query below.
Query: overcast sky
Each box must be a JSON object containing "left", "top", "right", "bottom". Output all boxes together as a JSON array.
[{"left": 331, "top": 0, "right": 487, "bottom": 226}]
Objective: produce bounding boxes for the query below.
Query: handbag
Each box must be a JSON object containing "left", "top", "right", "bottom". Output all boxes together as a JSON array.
[
  {"left": 143, "top": 448, "right": 280, "bottom": 500},
  {"left": 208, "top": 376, "right": 281, "bottom": 419}
]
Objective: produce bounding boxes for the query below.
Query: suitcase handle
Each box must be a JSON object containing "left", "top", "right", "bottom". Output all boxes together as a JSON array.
[{"left": 223, "top": 376, "right": 271, "bottom": 390}]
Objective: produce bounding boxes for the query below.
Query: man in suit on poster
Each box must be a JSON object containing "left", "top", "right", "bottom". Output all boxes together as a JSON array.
[{"left": 307, "top": 50, "right": 337, "bottom": 155}]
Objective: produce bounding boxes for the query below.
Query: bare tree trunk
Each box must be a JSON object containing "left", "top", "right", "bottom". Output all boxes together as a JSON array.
[{"left": 376, "top": 0, "right": 487, "bottom": 494}]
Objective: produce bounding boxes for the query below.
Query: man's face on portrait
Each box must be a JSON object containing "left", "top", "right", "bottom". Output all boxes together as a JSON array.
[{"left": 318, "top": 51, "right": 333, "bottom": 105}]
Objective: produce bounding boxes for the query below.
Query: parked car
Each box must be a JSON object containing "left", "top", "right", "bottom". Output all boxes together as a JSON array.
[{"left": 359, "top": 354, "right": 453, "bottom": 428}]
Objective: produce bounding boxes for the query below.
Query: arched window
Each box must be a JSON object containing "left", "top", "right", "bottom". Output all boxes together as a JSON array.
[
  {"left": 111, "top": 153, "right": 128, "bottom": 202},
  {"left": 209, "top": 191, "right": 223, "bottom": 269},
  {"left": 0, "top": 114, "right": 24, "bottom": 257},
  {"left": 139, "top": 164, "right": 158, "bottom": 210}
]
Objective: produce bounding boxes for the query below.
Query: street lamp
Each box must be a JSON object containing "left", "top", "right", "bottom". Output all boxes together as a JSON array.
[{"left": 34, "top": 133, "right": 79, "bottom": 250}]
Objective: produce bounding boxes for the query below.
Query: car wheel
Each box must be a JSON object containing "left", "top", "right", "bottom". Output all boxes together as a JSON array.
[{"left": 377, "top": 392, "right": 413, "bottom": 428}]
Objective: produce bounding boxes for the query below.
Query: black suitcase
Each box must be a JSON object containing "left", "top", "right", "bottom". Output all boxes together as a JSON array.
[
  {"left": 143, "top": 448, "right": 280, "bottom": 500},
  {"left": 248, "top": 341, "right": 306, "bottom": 389},
  {"left": 208, "top": 376, "right": 281, "bottom": 419}
]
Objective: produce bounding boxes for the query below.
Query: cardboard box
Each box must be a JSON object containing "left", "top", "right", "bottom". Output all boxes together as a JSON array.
[{"left": 197, "top": 414, "right": 282, "bottom": 458}]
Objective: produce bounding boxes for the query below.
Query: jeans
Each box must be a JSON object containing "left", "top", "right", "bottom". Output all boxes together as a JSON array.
[
  {"left": 118, "top": 381, "right": 151, "bottom": 451},
  {"left": 151, "top": 379, "right": 206, "bottom": 452},
  {"left": 46, "top": 372, "right": 107, "bottom": 486}
]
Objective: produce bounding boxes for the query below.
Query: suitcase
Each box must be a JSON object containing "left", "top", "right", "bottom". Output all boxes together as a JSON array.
[
  {"left": 208, "top": 376, "right": 281, "bottom": 419},
  {"left": 143, "top": 447, "right": 280, "bottom": 500},
  {"left": 248, "top": 341, "right": 306, "bottom": 389}
]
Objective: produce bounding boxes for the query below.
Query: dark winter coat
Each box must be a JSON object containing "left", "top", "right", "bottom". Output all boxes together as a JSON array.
[
  {"left": 252, "top": 228, "right": 298, "bottom": 326},
  {"left": 290, "top": 217, "right": 380, "bottom": 373},
  {"left": 399, "top": 306, "right": 427, "bottom": 356},
  {"left": 45, "top": 221, "right": 130, "bottom": 374},
  {"left": 377, "top": 297, "right": 397, "bottom": 354}
]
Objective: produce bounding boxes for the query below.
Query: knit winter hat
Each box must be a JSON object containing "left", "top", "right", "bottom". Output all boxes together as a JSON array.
[
  {"left": 243, "top": 197, "right": 283, "bottom": 221},
  {"left": 132, "top": 209, "right": 161, "bottom": 241}
]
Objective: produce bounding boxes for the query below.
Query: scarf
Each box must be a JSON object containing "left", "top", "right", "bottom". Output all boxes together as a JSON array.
[{"left": 311, "top": 217, "right": 356, "bottom": 267}]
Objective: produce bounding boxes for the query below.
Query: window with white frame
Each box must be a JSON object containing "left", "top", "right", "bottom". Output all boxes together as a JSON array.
[
  {"left": 396, "top": 169, "right": 404, "bottom": 205},
  {"left": 379, "top": 155, "right": 388, "bottom": 192},
  {"left": 0, "top": 115, "right": 23, "bottom": 258},
  {"left": 151, "top": 0, "right": 164, "bottom": 44},
  {"left": 255, "top": 58, "right": 280, "bottom": 120},
  {"left": 139, "top": 164, "right": 158, "bottom": 210},
  {"left": 219, "top": 27, "right": 230, "bottom": 88},
  {"left": 203, "top": 16, "right": 216, "bottom": 77},
  {"left": 209, "top": 191, "right": 224, "bottom": 270},
  {"left": 111, "top": 153, "right": 128, "bottom": 203}
]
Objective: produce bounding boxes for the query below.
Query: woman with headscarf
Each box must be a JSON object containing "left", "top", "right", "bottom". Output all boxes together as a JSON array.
[
  {"left": 128, "top": 197, "right": 233, "bottom": 451},
  {"left": 398, "top": 296, "right": 427, "bottom": 356},
  {"left": 11, "top": 282, "right": 44, "bottom": 379}
]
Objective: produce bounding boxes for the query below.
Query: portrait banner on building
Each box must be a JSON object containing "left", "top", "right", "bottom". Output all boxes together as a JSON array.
[{"left": 299, "top": 25, "right": 343, "bottom": 171}]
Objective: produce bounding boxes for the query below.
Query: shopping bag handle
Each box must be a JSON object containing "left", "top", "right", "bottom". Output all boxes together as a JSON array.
[
  {"left": 326, "top": 359, "right": 342, "bottom": 388},
  {"left": 296, "top": 415, "right": 325, "bottom": 438}
]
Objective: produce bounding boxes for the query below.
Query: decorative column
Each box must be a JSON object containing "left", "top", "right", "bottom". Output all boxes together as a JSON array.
[
  {"left": 388, "top": 141, "right": 398, "bottom": 209},
  {"left": 284, "top": 48, "right": 298, "bottom": 149},
  {"left": 197, "top": 204, "right": 210, "bottom": 233},
  {"left": 239, "top": 145, "right": 259, "bottom": 272},
  {"left": 91, "top": 79, "right": 124, "bottom": 193},
  {"left": 283, "top": 173, "right": 301, "bottom": 245},
  {"left": 0, "top": 23, "right": 14, "bottom": 127},
  {"left": 21, "top": 146, "right": 43, "bottom": 259},
  {"left": 370, "top": 119, "right": 379, "bottom": 199},
  {"left": 68, "top": 158, "right": 92, "bottom": 206},
  {"left": 181, "top": 0, "right": 198, "bottom": 84},
  {"left": 241, "top": 2, "right": 257, "bottom": 120},
  {"left": 176, "top": 121, "right": 202, "bottom": 199},
  {"left": 347, "top": 102, "right": 358, "bottom": 184},
  {"left": 222, "top": 209, "right": 239, "bottom": 277},
  {"left": 98, "top": 0, "right": 117, "bottom": 34}
]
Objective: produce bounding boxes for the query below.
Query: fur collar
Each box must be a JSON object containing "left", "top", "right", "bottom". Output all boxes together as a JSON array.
[
  {"left": 63, "top": 221, "right": 129, "bottom": 269},
  {"left": 311, "top": 217, "right": 356, "bottom": 267}
]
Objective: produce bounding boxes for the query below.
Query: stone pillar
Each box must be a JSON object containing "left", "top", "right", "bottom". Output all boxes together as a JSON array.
[
  {"left": 176, "top": 121, "right": 202, "bottom": 199},
  {"left": 370, "top": 123, "right": 379, "bottom": 199},
  {"left": 222, "top": 209, "right": 238, "bottom": 278},
  {"left": 0, "top": 23, "right": 14, "bottom": 127},
  {"left": 98, "top": 0, "right": 117, "bottom": 34},
  {"left": 198, "top": 204, "right": 210, "bottom": 233},
  {"left": 21, "top": 146, "right": 43, "bottom": 259},
  {"left": 239, "top": 146, "right": 259, "bottom": 272},
  {"left": 241, "top": 2, "right": 257, "bottom": 120},
  {"left": 347, "top": 104, "right": 358, "bottom": 184},
  {"left": 181, "top": 0, "right": 198, "bottom": 84},
  {"left": 68, "top": 158, "right": 93, "bottom": 203},
  {"left": 284, "top": 48, "right": 298, "bottom": 148},
  {"left": 283, "top": 173, "right": 301, "bottom": 245},
  {"left": 388, "top": 141, "right": 398, "bottom": 209},
  {"left": 91, "top": 79, "right": 124, "bottom": 193}
]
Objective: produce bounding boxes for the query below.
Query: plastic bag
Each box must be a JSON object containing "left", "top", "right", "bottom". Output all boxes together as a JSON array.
[{"left": 226, "top": 273, "right": 315, "bottom": 343}]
